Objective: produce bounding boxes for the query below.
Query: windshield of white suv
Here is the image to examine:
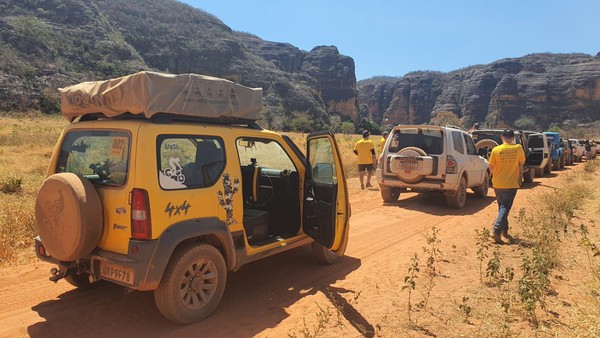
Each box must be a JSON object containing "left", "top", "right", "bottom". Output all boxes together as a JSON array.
[
  {"left": 56, "top": 130, "right": 130, "bottom": 187},
  {"left": 388, "top": 128, "right": 444, "bottom": 154}
]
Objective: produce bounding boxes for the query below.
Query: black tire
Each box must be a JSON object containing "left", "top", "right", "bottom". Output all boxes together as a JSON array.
[
  {"left": 311, "top": 234, "right": 347, "bottom": 264},
  {"left": 473, "top": 171, "right": 489, "bottom": 198},
  {"left": 65, "top": 272, "right": 102, "bottom": 290},
  {"left": 34, "top": 173, "right": 103, "bottom": 261},
  {"left": 559, "top": 155, "right": 565, "bottom": 170},
  {"left": 380, "top": 186, "right": 401, "bottom": 202},
  {"left": 551, "top": 159, "right": 559, "bottom": 172},
  {"left": 544, "top": 161, "right": 551, "bottom": 175},
  {"left": 523, "top": 168, "right": 535, "bottom": 183},
  {"left": 447, "top": 176, "right": 467, "bottom": 209},
  {"left": 154, "top": 244, "right": 227, "bottom": 324}
]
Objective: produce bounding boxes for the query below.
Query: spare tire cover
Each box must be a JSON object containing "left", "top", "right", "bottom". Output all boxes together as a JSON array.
[
  {"left": 35, "top": 173, "right": 103, "bottom": 261},
  {"left": 395, "top": 147, "right": 428, "bottom": 183},
  {"left": 475, "top": 139, "right": 499, "bottom": 160}
]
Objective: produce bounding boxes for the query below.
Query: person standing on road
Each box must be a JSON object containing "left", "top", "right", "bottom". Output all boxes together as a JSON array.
[
  {"left": 354, "top": 130, "right": 376, "bottom": 190},
  {"left": 379, "top": 131, "right": 389, "bottom": 155},
  {"left": 488, "top": 130, "right": 525, "bottom": 244}
]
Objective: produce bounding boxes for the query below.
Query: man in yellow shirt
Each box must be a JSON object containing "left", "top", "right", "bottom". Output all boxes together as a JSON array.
[
  {"left": 379, "top": 131, "right": 389, "bottom": 155},
  {"left": 488, "top": 130, "right": 525, "bottom": 244},
  {"left": 354, "top": 130, "right": 376, "bottom": 190}
]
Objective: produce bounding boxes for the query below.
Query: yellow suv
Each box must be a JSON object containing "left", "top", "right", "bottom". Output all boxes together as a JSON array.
[{"left": 34, "top": 71, "right": 350, "bottom": 324}]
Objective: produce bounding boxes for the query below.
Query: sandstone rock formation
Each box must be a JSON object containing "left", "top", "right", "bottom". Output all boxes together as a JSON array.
[{"left": 358, "top": 53, "right": 600, "bottom": 129}]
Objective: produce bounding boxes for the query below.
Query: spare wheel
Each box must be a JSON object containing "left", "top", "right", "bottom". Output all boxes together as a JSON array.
[
  {"left": 35, "top": 173, "right": 103, "bottom": 261},
  {"left": 475, "top": 139, "right": 499, "bottom": 160},
  {"left": 390, "top": 147, "right": 432, "bottom": 183}
]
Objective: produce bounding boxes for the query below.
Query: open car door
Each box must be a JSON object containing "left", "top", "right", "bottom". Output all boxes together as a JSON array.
[{"left": 303, "top": 131, "right": 350, "bottom": 251}]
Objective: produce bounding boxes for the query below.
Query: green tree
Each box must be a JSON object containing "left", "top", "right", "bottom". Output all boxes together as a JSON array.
[{"left": 430, "top": 111, "right": 460, "bottom": 127}]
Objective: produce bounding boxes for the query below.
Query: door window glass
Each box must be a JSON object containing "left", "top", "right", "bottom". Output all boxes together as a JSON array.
[
  {"left": 308, "top": 137, "right": 337, "bottom": 184},
  {"left": 236, "top": 138, "right": 295, "bottom": 171},
  {"left": 158, "top": 136, "right": 225, "bottom": 190},
  {"left": 463, "top": 134, "right": 478, "bottom": 155},
  {"left": 452, "top": 131, "right": 465, "bottom": 154}
]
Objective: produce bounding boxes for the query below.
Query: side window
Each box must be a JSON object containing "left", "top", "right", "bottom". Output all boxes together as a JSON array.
[
  {"left": 452, "top": 131, "right": 465, "bottom": 154},
  {"left": 158, "top": 136, "right": 225, "bottom": 190},
  {"left": 236, "top": 138, "right": 295, "bottom": 171},
  {"left": 463, "top": 134, "right": 478, "bottom": 155}
]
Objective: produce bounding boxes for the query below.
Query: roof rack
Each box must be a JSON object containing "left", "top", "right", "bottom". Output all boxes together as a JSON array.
[
  {"left": 445, "top": 124, "right": 464, "bottom": 130},
  {"left": 74, "top": 112, "right": 263, "bottom": 130}
]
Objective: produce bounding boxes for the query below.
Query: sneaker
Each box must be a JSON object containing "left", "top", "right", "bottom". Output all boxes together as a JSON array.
[
  {"left": 361, "top": 184, "right": 365, "bottom": 190},
  {"left": 492, "top": 233, "right": 504, "bottom": 244},
  {"left": 502, "top": 233, "right": 515, "bottom": 243},
  {"left": 366, "top": 182, "right": 373, "bottom": 188}
]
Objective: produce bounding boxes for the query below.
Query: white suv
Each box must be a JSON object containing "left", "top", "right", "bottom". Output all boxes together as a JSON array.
[{"left": 375, "top": 125, "right": 489, "bottom": 208}]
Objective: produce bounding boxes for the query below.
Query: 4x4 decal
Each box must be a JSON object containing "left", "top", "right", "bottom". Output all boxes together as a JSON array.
[
  {"left": 217, "top": 173, "right": 239, "bottom": 225},
  {"left": 164, "top": 200, "right": 192, "bottom": 217}
]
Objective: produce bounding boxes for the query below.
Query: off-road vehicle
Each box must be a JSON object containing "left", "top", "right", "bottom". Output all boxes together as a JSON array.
[
  {"left": 544, "top": 132, "right": 564, "bottom": 170},
  {"left": 569, "top": 139, "right": 585, "bottom": 162},
  {"left": 375, "top": 125, "right": 489, "bottom": 209},
  {"left": 472, "top": 129, "right": 548, "bottom": 183},
  {"left": 34, "top": 71, "right": 350, "bottom": 324},
  {"left": 561, "top": 138, "right": 574, "bottom": 166}
]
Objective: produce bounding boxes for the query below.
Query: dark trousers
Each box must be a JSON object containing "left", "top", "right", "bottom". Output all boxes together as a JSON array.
[{"left": 493, "top": 188, "right": 518, "bottom": 235}]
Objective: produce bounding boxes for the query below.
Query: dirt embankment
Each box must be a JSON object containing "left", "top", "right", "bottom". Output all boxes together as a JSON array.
[{"left": 0, "top": 163, "right": 597, "bottom": 337}]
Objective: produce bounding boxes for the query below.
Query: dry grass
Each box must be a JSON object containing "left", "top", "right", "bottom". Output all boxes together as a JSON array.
[{"left": 0, "top": 112, "right": 65, "bottom": 265}]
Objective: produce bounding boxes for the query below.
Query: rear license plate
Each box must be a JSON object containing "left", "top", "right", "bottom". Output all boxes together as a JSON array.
[
  {"left": 398, "top": 161, "right": 418, "bottom": 168},
  {"left": 99, "top": 261, "right": 134, "bottom": 286}
]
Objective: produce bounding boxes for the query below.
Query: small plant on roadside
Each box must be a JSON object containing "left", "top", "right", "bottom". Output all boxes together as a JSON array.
[
  {"left": 476, "top": 228, "right": 491, "bottom": 283},
  {"left": 518, "top": 247, "right": 550, "bottom": 326},
  {"left": 486, "top": 247, "right": 502, "bottom": 285},
  {"left": 402, "top": 253, "right": 420, "bottom": 324},
  {"left": 288, "top": 303, "right": 331, "bottom": 338},
  {"left": 419, "top": 226, "right": 442, "bottom": 309},
  {"left": 500, "top": 267, "right": 515, "bottom": 336},
  {"left": 0, "top": 177, "right": 22, "bottom": 194},
  {"left": 458, "top": 296, "right": 472, "bottom": 323},
  {"left": 578, "top": 223, "right": 600, "bottom": 282}
]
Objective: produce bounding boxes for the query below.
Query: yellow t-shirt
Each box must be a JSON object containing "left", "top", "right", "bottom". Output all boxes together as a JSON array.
[
  {"left": 379, "top": 137, "right": 386, "bottom": 154},
  {"left": 489, "top": 143, "right": 525, "bottom": 189},
  {"left": 354, "top": 139, "right": 375, "bottom": 165}
]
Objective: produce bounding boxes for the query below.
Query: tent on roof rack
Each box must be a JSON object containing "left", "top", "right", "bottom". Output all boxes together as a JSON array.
[{"left": 59, "top": 71, "right": 263, "bottom": 122}]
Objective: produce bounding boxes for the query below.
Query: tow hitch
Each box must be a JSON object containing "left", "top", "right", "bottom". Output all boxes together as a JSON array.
[{"left": 49, "top": 265, "right": 69, "bottom": 282}]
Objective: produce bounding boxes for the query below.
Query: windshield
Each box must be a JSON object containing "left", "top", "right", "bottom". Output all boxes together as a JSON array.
[{"left": 56, "top": 130, "right": 130, "bottom": 187}]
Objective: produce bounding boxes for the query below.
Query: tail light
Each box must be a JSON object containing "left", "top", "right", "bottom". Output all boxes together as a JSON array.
[
  {"left": 446, "top": 155, "right": 457, "bottom": 174},
  {"left": 131, "top": 188, "right": 152, "bottom": 240}
]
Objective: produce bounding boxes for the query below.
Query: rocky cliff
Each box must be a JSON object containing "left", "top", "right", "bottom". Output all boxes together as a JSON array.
[
  {"left": 0, "top": 0, "right": 358, "bottom": 131},
  {"left": 358, "top": 53, "right": 600, "bottom": 130}
]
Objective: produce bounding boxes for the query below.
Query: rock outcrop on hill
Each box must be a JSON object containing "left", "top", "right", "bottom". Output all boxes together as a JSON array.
[
  {"left": 358, "top": 53, "right": 600, "bottom": 129},
  {"left": 0, "top": 0, "right": 357, "bottom": 130}
]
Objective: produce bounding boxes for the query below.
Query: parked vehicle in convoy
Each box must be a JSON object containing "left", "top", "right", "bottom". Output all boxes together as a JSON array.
[
  {"left": 569, "top": 139, "right": 585, "bottom": 162},
  {"left": 544, "top": 132, "right": 564, "bottom": 170},
  {"left": 33, "top": 71, "right": 350, "bottom": 324},
  {"left": 561, "top": 138, "right": 574, "bottom": 166},
  {"left": 376, "top": 125, "right": 489, "bottom": 209},
  {"left": 472, "top": 129, "right": 548, "bottom": 182}
]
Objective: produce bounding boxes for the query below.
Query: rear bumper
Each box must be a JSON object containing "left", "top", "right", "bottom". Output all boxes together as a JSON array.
[
  {"left": 376, "top": 169, "right": 453, "bottom": 191},
  {"left": 35, "top": 236, "right": 158, "bottom": 290}
]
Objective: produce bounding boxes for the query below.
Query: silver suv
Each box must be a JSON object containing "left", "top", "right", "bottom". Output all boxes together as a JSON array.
[{"left": 375, "top": 125, "right": 489, "bottom": 208}]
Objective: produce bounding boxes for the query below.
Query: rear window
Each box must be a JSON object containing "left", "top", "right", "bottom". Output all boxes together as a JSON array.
[
  {"left": 529, "top": 137, "right": 545, "bottom": 148},
  {"left": 56, "top": 130, "right": 130, "bottom": 187},
  {"left": 388, "top": 128, "right": 444, "bottom": 155}
]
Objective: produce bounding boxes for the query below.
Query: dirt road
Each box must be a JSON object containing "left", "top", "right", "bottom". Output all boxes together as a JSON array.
[{"left": 0, "top": 166, "right": 579, "bottom": 337}]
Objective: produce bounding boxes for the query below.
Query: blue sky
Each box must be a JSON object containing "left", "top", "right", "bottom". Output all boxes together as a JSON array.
[{"left": 182, "top": 1, "right": 600, "bottom": 80}]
